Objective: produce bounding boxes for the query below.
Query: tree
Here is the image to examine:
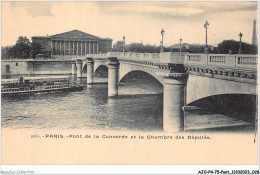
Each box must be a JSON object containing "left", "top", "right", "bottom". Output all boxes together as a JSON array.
[
  {"left": 1, "top": 46, "right": 13, "bottom": 59},
  {"left": 217, "top": 40, "right": 257, "bottom": 54},
  {"left": 9, "top": 36, "right": 31, "bottom": 59},
  {"left": 16, "top": 36, "right": 30, "bottom": 45},
  {"left": 30, "top": 42, "right": 42, "bottom": 58},
  {"left": 123, "top": 43, "right": 164, "bottom": 53}
]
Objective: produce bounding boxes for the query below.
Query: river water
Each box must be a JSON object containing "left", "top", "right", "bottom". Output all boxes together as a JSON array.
[{"left": 1, "top": 74, "right": 256, "bottom": 132}]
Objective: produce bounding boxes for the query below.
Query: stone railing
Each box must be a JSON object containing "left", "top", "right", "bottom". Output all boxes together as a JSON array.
[
  {"left": 184, "top": 54, "right": 257, "bottom": 70},
  {"left": 85, "top": 51, "right": 188, "bottom": 64},
  {"left": 75, "top": 52, "right": 258, "bottom": 70},
  {"left": 236, "top": 55, "right": 258, "bottom": 68},
  {"left": 51, "top": 55, "right": 72, "bottom": 60},
  {"left": 86, "top": 52, "right": 160, "bottom": 62}
]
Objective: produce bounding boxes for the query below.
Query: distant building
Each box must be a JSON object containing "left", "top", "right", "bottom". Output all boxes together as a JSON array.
[
  {"left": 32, "top": 30, "right": 112, "bottom": 57},
  {"left": 170, "top": 43, "right": 215, "bottom": 52},
  {"left": 113, "top": 40, "right": 125, "bottom": 51},
  {"left": 171, "top": 43, "right": 190, "bottom": 49}
]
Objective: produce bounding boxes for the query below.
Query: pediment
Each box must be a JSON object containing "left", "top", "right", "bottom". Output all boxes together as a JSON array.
[{"left": 51, "top": 30, "right": 99, "bottom": 39}]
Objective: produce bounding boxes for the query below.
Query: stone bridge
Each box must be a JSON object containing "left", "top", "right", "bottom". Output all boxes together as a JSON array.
[{"left": 71, "top": 52, "right": 258, "bottom": 132}]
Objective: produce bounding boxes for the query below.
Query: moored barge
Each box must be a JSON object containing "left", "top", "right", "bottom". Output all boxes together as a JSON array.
[{"left": 1, "top": 76, "right": 83, "bottom": 95}]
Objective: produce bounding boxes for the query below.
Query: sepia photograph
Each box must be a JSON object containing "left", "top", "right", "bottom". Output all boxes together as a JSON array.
[{"left": 1, "top": 0, "right": 259, "bottom": 174}]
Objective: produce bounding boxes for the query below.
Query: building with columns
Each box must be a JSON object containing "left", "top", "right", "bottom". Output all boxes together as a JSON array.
[{"left": 32, "top": 30, "right": 112, "bottom": 58}]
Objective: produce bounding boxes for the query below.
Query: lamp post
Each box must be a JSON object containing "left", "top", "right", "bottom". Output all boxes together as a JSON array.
[
  {"left": 180, "top": 38, "right": 182, "bottom": 52},
  {"left": 204, "top": 20, "right": 209, "bottom": 53},
  {"left": 123, "top": 36, "right": 125, "bottom": 52},
  {"left": 238, "top": 32, "right": 243, "bottom": 54},
  {"left": 161, "top": 29, "right": 165, "bottom": 52}
]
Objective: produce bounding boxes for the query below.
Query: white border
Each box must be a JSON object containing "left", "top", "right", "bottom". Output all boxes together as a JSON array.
[{"left": 0, "top": 0, "right": 259, "bottom": 174}]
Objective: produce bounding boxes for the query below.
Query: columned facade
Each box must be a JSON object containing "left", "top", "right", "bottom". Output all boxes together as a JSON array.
[
  {"left": 32, "top": 30, "right": 112, "bottom": 58},
  {"left": 51, "top": 40, "right": 101, "bottom": 56}
]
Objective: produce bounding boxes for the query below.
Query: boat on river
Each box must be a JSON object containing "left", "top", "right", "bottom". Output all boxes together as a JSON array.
[{"left": 1, "top": 76, "right": 83, "bottom": 95}]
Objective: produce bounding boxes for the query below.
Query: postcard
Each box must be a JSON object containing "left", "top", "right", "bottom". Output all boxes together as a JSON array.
[{"left": 1, "top": 1, "right": 258, "bottom": 174}]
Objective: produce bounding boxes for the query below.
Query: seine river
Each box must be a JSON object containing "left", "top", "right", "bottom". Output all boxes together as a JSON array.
[{"left": 1, "top": 74, "right": 256, "bottom": 132}]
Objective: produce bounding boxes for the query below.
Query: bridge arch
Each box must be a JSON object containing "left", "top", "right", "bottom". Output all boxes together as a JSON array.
[
  {"left": 186, "top": 74, "right": 257, "bottom": 104},
  {"left": 95, "top": 65, "right": 108, "bottom": 73},
  {"left": 119, "top": 70, "right": 163, "bottom": 86},
  {"left": 82, "top": 64, "right": 87, "bottom": 73},
  {"left": 118, "top": 63, "right": 163, "bottom": 84},
  {"left": 187, "top": 93, "right": 257, "bottom": 123},
  {"left": 95, "top": 65, "right": 108, "bottom": 77},
  {"left": 94, "top": 60, "right": 107, "bottom": 73}
]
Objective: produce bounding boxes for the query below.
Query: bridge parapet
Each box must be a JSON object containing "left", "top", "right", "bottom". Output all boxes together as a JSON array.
[
  {"left": 185, "top": 54, "right": 257, "bottom": 70},
  {"left": 184, "top": 53, "right": 258, "bottom": 84},
  {"left": 160, "top": 52, "right": 187, "bottom": 64},
  {"left": 81, "top": 52, "right": 257, "bottom": 73},
  {"left": 86, "top": 52, "right": 160, "bottom": 62},
  {"left": 86, "top": 51, "right": 190, "bottom": 65}
]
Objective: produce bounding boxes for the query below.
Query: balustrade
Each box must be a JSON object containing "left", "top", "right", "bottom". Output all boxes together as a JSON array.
[
  {"left": 83, "top": 52, "right": 257, "bottom": 70},
  {"left": 188, "top": 55, "right": 201, "bottom": 62},
  {"left": 236, "top": 55, "right": 257, "bottom": 69},
  {"left": 237, "top": 56, "right": 257, "bottom": 65},
  {"left": 185, "top": 53, "right": 257, "bottom": 70},
  {"left": 209, "top": 56, "right": 225, "bottom": 63}
]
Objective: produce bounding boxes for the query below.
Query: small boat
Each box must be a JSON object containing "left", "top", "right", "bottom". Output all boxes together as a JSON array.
[{"left": 1, "top": 76, "right": 83, "bottom": 96}]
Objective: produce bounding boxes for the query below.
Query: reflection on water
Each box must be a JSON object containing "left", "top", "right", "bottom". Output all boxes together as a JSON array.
[
  {"left": 2, "top": 76, "right": 163, "bottom": 131},
  {"left": 1, "top": 75, "right": 256, "bottom": 132}
]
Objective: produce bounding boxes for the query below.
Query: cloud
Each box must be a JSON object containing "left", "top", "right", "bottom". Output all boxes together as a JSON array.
[
  {"left": 1, "top": 1, "right": 258, "bottom": 47},
  {"left": 101, "top": 4, "right": 205, "bottom": 17},
  {"left": 10, "top": 2, "right": 55, "bottom": 17},
  {"left": 96, "top": 1, "right": 257, "bottom": 19},
  {"left": 97, "top": 2, "right": 205, "bottom": 17}
]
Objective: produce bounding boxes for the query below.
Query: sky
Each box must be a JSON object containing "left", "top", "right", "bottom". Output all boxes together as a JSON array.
[{"left": 1, "top": 1, "right": 258, "bottom": 47}]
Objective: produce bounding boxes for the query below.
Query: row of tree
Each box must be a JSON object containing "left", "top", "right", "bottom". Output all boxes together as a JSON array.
[
  {"left": 1, "top": 36, "right": 258, "bottom": 60},
  {"left": 112, "top": 40, "right": 257, "bottom": 54},
  {"left": 217, "top": 40, "right": 257, "bottom": 54},
  {"left": 1, "top": 36, "right": 42, "bottom": 59}
]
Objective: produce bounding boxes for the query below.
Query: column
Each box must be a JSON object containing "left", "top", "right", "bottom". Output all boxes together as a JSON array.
[
  {"left": 69, "top": 41, "right": 70, "bottom": 55},
  {"left": 53, "top": 41, "right": 58, "bottom": 55},
  {"left": 108, "top": 57, "right": 119, "bottom": 97},
  {"left": 76, "top": 59, "right": 83, "bottom": 78},
  {"left": 60, "top": 41, "right": 61, "bottom": 55},
  {"left": 87, "top": 57, "right": 94, "bottom": 84},
  {"left": 85, "top": 42, "right": 87, "bottom": 55},
  {"left": 71, "top": 62, "right": 77, "bottom": 75},
  {"left": 97, "top": 42, "right": 99, "bottom": 54},
  {"left": 55, "top": 41, "right": 57, "bottom": 55},
  {"left": 73, "top": 41, "right": 75, "bottom": 55},
  {"left": 55, "top": 41, "right": 58, "bottom": 55},
  {"left": 93, "top": 41, "right": 96, "bottom": 54},
  {"left": 77, "top": 41, "right": 79, "bottom": 56},
  {"left": 50, "top": 40, "right": 53, "bottom": 56},
  {"left": 89, "top": 41, "right": 92, "bottom": 54},
  {"left": 81, "top": 41, "right": 83, "bottom": 56},
  {"left": 163, "top": 73, "right": 188, "bottom": 132},
  {"left": 64, "top": 40, "right": 66, "bottom": 55}
]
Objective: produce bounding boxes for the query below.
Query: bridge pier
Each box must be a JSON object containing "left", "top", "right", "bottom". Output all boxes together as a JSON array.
[
  {"left": 76, "top": 59, "right": 83, "bottom": 78},
  {"left": 72, "top": 62, "right": 77, "bottom": 75},
  {"left": 163, "top": 73, "right": 188, "bottom": 132},
  {"left": 108, "top": 57, "right": 119, "bottom": 98},
  {"left": 87, "top": 58, "right": 94, "bottom": 85}
]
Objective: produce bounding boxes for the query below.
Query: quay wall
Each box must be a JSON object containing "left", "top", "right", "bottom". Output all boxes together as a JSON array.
[{"left": 1, "top": 60, "right": 72, "bottom": 76}]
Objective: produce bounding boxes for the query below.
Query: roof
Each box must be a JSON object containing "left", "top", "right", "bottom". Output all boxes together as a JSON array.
[
  {"left": 51, "top": 30, "right": 99, "bottom": 39},
  {"left": 32, "top": 36, "right": 51, "bottom": 39},
  {"left": 100, "top": 37, "right": 113, "bottom": 41}
]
